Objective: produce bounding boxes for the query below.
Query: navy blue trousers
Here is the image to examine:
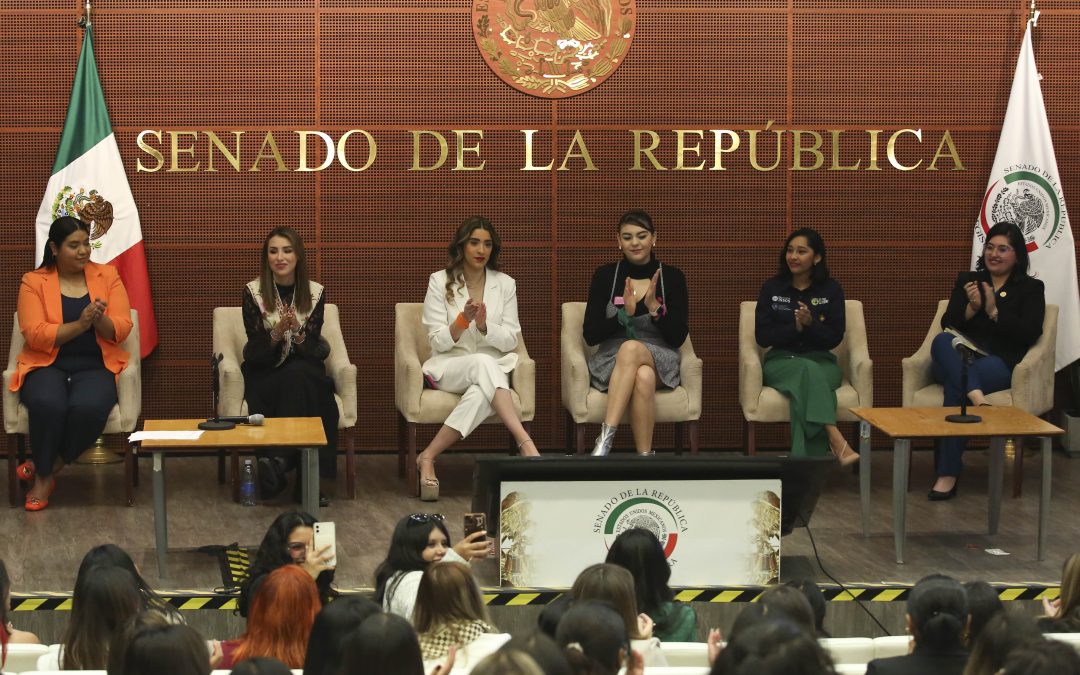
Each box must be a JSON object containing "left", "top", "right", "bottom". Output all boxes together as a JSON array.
[{"left": 930, "top": 332, "right": 1012, "bottom": 477}]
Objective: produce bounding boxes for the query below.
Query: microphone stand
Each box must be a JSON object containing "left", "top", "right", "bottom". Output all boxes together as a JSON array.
[
  {"left": 199, "top": 354, "right": 237, "bottom": 430},
  {"left": 945, "top": 346, "right": 982, "bottom": 423}
]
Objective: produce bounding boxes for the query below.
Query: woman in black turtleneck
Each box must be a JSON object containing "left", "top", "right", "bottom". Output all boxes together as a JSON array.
[
  {"left": 241, "top": 227, "right": 338, "bottom": 504},
  {"left": 583, "top": 211, "right": 689, "bottom": 456}
]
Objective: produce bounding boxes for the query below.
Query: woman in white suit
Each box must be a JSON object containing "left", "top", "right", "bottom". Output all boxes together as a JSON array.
[{"left": 416, "top": 217, "right": 538, "bottom": 500}]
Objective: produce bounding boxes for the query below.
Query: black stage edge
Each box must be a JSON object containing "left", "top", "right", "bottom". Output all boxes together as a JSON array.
[{"left": 472, "top": 455, "right": 835, "bottom": 537}]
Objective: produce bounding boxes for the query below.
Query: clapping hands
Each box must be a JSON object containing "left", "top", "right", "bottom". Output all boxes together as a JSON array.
[{"left": 793, "top": 302, "right": 813, "bottom": 331}]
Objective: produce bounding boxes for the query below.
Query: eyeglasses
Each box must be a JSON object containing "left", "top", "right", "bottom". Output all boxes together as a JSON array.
[
  {"left": 286, "top": 542, "right": 307, "bottom": 553},
  {"left": 984, "top": 244, "right": 1014, "bottom": 255},
  {"left": 408, "top": 513, "right": 445, "bottom": 526}
]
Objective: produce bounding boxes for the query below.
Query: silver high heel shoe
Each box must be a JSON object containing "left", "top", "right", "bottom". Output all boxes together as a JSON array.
[{"left": 591, "top": 423, "right": 617, "bottom": 457}]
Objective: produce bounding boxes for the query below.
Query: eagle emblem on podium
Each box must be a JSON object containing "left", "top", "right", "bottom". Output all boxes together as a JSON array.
[{"left": 473, "top": 0, "right": 636, "bottom": 98}]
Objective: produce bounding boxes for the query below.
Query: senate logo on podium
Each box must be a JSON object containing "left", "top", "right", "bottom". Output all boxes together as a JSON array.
[
  {"left": 472, "top": 0, "right": 636, "bottom": 98},
  {"left": 979, "top": 166, "right": 1069, "bottom": 253}
]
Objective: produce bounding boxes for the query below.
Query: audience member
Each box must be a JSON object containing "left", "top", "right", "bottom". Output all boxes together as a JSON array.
[
  {"left": 471, "top": 649, "right": 544, "bottom": 675},
  {"left": 1039, "top": 552, "right": 1080, "bottom": 633},
  {"left": 106, "top": 611, "right": 212, "bottom": 675},
  {"left": 1000, "top": 638, "right": 1080, "bottom": 675},
  {"left": 555, "top": 600, "right": 644, "bottom": 675},
  {"left": 374, "top": 513, "right": 487, "bottom": 620},
  {"left": 79, "top": 543, "right": 182, "bottom": 622},
  {"left": 605, "top": 527, "right": 697, "bottom": 641},
  {"left": 231, "top": 657, "right": 294, "bottom": 675},
  {"left": 303, "top": 596, "right": 381, "bottom": 675},
  {"left": 571, "top": 563, "right": 667, "bottom": 666},
  {"left": 962, "top": 610, "right": 1044, "bottom": 675},
  {"left": 500, "top": 632, "right": 573, "bottom": 675},
  {"left": 338, "top": 612, "right": 454, "bottom": 675},
  {"left": 537, "top": 595, "right": 574, "bottom": 639},
  {"left": 414, "top": 561, "right": 506, "bottom": 671},
  {"left": 61, "top": 565, "right": 143, "bottom": 669},
  {"left": 222, "top": 565, "right": 321, "bottom": 669},
  {"left": 0, "top": 559, "right": 40, "bottom": 671},
  {"left": 963, "top": 580, "right": 1004, "bottom": 645},
  {"left": 866, "top": 576, "right": 970, "bottom": 675},
  {"left": 788, "top": 579, "right": 830, "bottom": 637},
  {"left": 710, "top": 619, "right": 836, "bottom": 675},
  {"left": 760, "top": 584, "right": 817, "bottom": 636},
  {"left": 240, "top": 511, "right": 337, "bottom": 618}
]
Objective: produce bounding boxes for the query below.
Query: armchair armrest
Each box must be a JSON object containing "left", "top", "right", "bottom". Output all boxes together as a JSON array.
[
  {"left": 849, "top": 353, "right": 874, "bottom": 408},
  {"left": 560, "top": 309, "right": 590, "bottom": 422},
  {"left": 217, "top": 352, "right": 245, "bottom": 417},
  {"left": 738, "top": 348, "right": 763, "bottom": 416},
  {"left": 2, "top": 369, "right": 18, "bottom": 434},
  {"left": 328, "top": 360, "right": 358, "bottom": 428},
  {"left": 395, "top": 319, "right": 423, "bottom": 421},
  {"left": 678, "top": 339, "right": 703, "bottom": 419},
  {"left": 900, "top": 345, "right": 933, "bottom": 408},
  {"left": 510, "top": 337, "right": 535, "bottom": 421},
  {"left": 1009, "top": 331, "right": 1056, "bottom": 415},
  {"left": 116, "top": 362, "right": 142, "bottom": 431}
]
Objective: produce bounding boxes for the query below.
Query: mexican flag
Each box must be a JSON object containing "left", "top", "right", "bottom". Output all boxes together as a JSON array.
[
  {"left": 974, "top": 17, "right": 1080, "bottom": 371},
  {"left": 35, "top": 25, "right": 158, "bottom": 357}
]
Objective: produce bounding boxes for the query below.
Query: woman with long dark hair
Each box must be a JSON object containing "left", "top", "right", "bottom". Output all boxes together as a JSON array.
[
  {"left": 338, "top": 613, "right": 456, "bottom": 675},
  {"left": 0, "top": 560, "right": 40, "bottom": 669},
  {"left": 415, "top": 216, "right": 537, "bottom": 500},
  {"left": 555, "top": 601, "right": 645, "bottom": 675},
  {"left": 242, "top": 226, "right": 339, "bottom": 504},
  {"left": 78, "top": 544, "right": 181, "bottom": 622},
  {"left": 106, "top": 611, "right": 213, "bottom": 675},
  {"left": 303, "top": 596, "right": 382, "bottom": 675},
  {"left": 755, "top": 227, "right": 857, "bottom": 465},
  {"left": 12, "top": 215, "right": 132, "bottom": 510},
  {"left": 239, "top": 511, "right": 336, "bottom": 618},
  {"left": 927, "top": 221, "right": 1046, "bottom": 500},
  {"left": 61, "top": 566, "right": 143, "bottom": 670},
  {"left": 865, "top": 576, "right": 970, "bottom": 675},
  {"left": 584, "top": 210, "right": 689, "bottom": 456},
  {"left": 570, "top": 563, "right": 667, "bottom": 666},
  {"left": 374, "top": 513, "right": 488, "bottom": 621},
  {"left": 604, "top": 528, "right": 696, "bottom": 641}
]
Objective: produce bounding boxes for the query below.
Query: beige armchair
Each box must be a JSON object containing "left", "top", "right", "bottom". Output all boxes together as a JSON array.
[
  {"left": 394, "top": 303, "right": 535, "bottom": 492},
  {"left": 213, "top": 305, "right": 358, "bottom": 499},
  {"left": 739, "top": 300, "right": 873, "bottom": 534},
  {"left": 902, "top": 301, "right": 1058, "bottom": 497},
  {"left": 4, "top": 310, "right": 141, "bottom": 507},
  {"left": 560, "top": 302, "right": 702, "bottom": 454}
]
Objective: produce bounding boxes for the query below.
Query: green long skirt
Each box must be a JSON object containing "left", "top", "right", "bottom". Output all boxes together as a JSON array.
[{"left": 762, "top": 349, "right": 842, "bottom": 457}]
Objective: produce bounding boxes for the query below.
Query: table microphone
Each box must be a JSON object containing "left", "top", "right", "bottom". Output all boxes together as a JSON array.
[
  {"left": 214, "top": 414, "right": 265, "bottom": 426},
  {"left": 945, "top": 338, "right": 981, "bottom": 424}
]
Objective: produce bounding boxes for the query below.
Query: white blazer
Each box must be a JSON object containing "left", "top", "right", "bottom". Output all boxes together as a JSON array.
[{"left": 421, "top": 269, "right": 520, "bottom": 381}]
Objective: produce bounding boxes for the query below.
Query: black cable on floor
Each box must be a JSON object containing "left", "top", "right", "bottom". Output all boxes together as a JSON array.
[{"left": 804, "top": 523, "right": 892, "bottom": 636}]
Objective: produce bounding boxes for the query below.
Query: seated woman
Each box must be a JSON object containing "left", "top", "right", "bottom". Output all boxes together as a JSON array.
[
  {"left": 78, "top": 544, "right": 182, "bottom": 623},
  {"left": 107, "top": 611, "right": 214, "bottom": 675},
  {"left": 1038, "top": 552, "right": 1080, "bottom": 633},
  {"left": 604, "top": 528, "right": 696, "bottom": 641},
  {"left": 242, "top": 226, "right": 338, "bottom": 505},
  {"left": 570, "top": 563, "right": 667, "bottom": 667},
  {"left": 1, "top": 559, "right": 40, "bottom": 669},
  {"left": 865, "top": 576, "right": 970, "bottom": 675},
  {"left": 415, "top": 562, "right": 508, "bottom": 672},
  {"left": 59, "top": 566, "right": 143, "bottom": 669},
  {"left": 555, "top": 600, "right": 645, "bottom": 675},
  {"left": 303, "top": 596, "right": 381, "bottom": 675},
  {"left": 12, "top": 215, "right": 132, "bottom": 510},
  {"left": 755, "top": 227, "right": 858, "bottom": 465},
  {"left": 239, "top": 511, "right": 336, "bottom": 618},
  {"left": 416, "top": 217, "right": 537, "bottom": 501},
  {"left": 928, "top": 221, "right": 1045, "bottom": 500},
  {"left": 339, "top": 613, "right": 454, "bottom": 675},
  {"left": 220, "top": 565, "right": 321, "bottom": 669},
  {"left": 375, "top": 513, "right": 488, "bottom": 621},
  {"left": 584, "top": 210, "right": 689, "bottom": 456}
]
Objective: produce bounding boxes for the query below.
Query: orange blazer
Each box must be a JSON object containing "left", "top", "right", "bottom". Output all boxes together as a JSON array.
[{"left": 11, "top": 262, "right": 132, "bottom": 391}]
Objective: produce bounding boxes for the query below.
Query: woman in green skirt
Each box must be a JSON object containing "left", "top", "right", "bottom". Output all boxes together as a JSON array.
[{"left": 754, "top": 228, "right": 858, "bottom": 465}]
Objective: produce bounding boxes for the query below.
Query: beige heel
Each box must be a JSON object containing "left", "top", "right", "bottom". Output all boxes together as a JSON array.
[
  {"left": 417, "top": 457, "right": 440, "bottom": 502},
  {"left": 831, "top": 441, "right": 860, "bottom": 467}
]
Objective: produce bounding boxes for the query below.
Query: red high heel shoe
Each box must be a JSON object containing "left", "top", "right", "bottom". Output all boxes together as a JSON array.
[
  {"left": 24, "top": 478, "right": 56, "bottom": 512},
  {"left": 16, "top": 460, "right": 35, "bottom": 482}
]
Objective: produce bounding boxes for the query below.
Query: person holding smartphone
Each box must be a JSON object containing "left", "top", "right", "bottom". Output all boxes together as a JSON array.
[
  {"left": 239, "top": 511, "right": 337, "bottom": 618},
  {"left": 12, "top": 216, "right": 132, "bottom": 511},
  {"left": 415, "top": 217, "right": 538, "bottom": 501}
]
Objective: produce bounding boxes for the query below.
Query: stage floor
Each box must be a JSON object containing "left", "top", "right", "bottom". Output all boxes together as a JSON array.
[{"left": 2, "top": 446, "right": 1074, "bottom": 594}]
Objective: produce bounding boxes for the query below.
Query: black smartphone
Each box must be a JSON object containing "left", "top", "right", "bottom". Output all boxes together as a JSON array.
[{"left": 464, "top": 512, "right": 487, "bottom": 538}]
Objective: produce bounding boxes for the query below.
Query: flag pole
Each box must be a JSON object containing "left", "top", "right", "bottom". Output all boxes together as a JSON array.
[
  {"left": 1028, "top": 0, "right": 1039, "bottom": 26},
  {"left": 77, "top": 0, "right": 91, "bottom": 29}
]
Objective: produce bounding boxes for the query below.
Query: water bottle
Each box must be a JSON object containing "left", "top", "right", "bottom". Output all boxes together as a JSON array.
[{"left": 240, "top": 458, "right": 257, "bottom": 506}]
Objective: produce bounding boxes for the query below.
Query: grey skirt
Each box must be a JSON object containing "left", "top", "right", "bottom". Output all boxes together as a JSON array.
[{"left": 587, "top": 336, "right": 681, "bottom": 392}]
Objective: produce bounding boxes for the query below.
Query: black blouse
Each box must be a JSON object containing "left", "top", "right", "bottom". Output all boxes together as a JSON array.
[
  {"left": 582, "top": 259, "right": 689, "bottom": 348},
  {"left": 941, "top": 271, "right": 1044, "bottom": 369},
  {"left": 755, "top": 276, "right": 845, "bottom": 353},
  {"left": 241, "top": 284, "right": 330, "bottom": 367}
]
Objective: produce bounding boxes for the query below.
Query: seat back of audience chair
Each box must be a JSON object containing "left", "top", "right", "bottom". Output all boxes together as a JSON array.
[{"left": 2, "top": 644, "right": 49, "bottom": 674}]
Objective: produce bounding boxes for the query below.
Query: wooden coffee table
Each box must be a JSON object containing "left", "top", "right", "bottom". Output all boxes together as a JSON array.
[
  {"left": 132, "top": 417, "right": 326, "bottom": 577},
  {"left": 850, "top": 406, "right": 1062, "bottom": 564}
]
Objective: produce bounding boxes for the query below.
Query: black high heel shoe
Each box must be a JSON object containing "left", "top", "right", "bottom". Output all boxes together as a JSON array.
[{"left": 928, "top": 480, "right": 959, "bottom": 501}]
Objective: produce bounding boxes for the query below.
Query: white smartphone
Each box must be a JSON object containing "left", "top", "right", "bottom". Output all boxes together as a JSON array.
[{"left": 312, "top": 521, "right": 337, "bottom": 568}]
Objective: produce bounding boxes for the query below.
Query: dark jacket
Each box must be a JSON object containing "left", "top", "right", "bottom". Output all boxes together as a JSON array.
[
  {"left": 941, "top": 271, "right": 1044, "bottom": 369},
  {"left": 865, "top": 646, "right": 968, "bottom": 675},
  {"left": 755, "top": 276, "right": 845, "bottom": 353}
]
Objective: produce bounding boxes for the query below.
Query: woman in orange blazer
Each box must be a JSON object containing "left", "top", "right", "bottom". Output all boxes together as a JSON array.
[{"left": 11, "top": 216, "right": 132, "bottom": 511}]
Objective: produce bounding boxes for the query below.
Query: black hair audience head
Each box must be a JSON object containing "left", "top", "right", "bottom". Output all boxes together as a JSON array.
[
  {"left": 40, "top": 215, "right": 90, "bottom": 269},
  {"left": 710, "top": 619, "right": 836, "bottom": 675},
  {"left": 728, "top": 603, "right": 769, "bottom": 644},
  {"left": 976, "top": 221, "right": 1031, "bottom": 278},
  {"left": 337, "top": 612, "right": 425, "bottom": 675},
  {"left": 231, "top": 657, "right": 295, "bottom": 675},
  {"left": 78, "top": 544, "right": 181, "bottom": 621},
  {"left": 537, "top": 594, "right": 574, "bottom": 639},
  {"left": 303, "top": 596, "right": 381, "bottom": 675},
  {"left": 1000, "top": 639, "right": 1080, "bottom": 675},
  {"left": 963, "top": 580, "right": 1004, "bottom": 645},
  {"left": 64, "top": 565, "right": 144, "bottom": 670},
  {"left": 500, "top": 632, "right": 573, "bottom": 675},
  {"left": 555, "top": 600, "right": 630, "bottom": 675},
  {"left": 787, "top": 579, "right": 829, "bottom": 637},
  {"left": 471, "top": 649, "right": 545, "bottom": 675},
  {"left": 242, "top": 511, "right": 334, "bottom": 617},
  {"left": 760, "top": 584, "right": 817, "bottom": 637},
  {"left": 963, "top": 609, "right": 1044, "bottom": 675},
  {"left": 106, "top": 610, "right": 211, "bottom": 675},
  {"left": 374, "top": 513, "right": 453, "bottom": 603},
  {"left": 777, "top": 227, "right": 829, "bottom": 282},
  {"left": 604, "top": 528, "right": 673, "bottom": 620},
  {"left": 906, "top": 576, "right": 970, "bottom": 655},
  {"left": 570, "top": 563, "right": 646, "bottom": 639}
]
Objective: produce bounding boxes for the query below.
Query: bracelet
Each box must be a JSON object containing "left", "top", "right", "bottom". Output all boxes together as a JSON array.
[{"left": 453, "top": 313, "right": 470, "bottom": 330}]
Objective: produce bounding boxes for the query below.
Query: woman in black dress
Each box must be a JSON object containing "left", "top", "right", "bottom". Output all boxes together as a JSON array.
[{"left": 242, "top": 227, "right": 338, "bottom": 504}]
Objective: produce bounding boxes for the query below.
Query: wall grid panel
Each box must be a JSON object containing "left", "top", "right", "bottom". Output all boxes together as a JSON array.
[{"left": 1, "top": 2, "right": 1077, "bottom": 455}]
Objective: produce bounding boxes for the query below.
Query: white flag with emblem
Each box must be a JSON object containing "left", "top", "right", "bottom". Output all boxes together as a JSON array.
[{"left": 974, "top": 17, "right": 1079, "bottom": 370}]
